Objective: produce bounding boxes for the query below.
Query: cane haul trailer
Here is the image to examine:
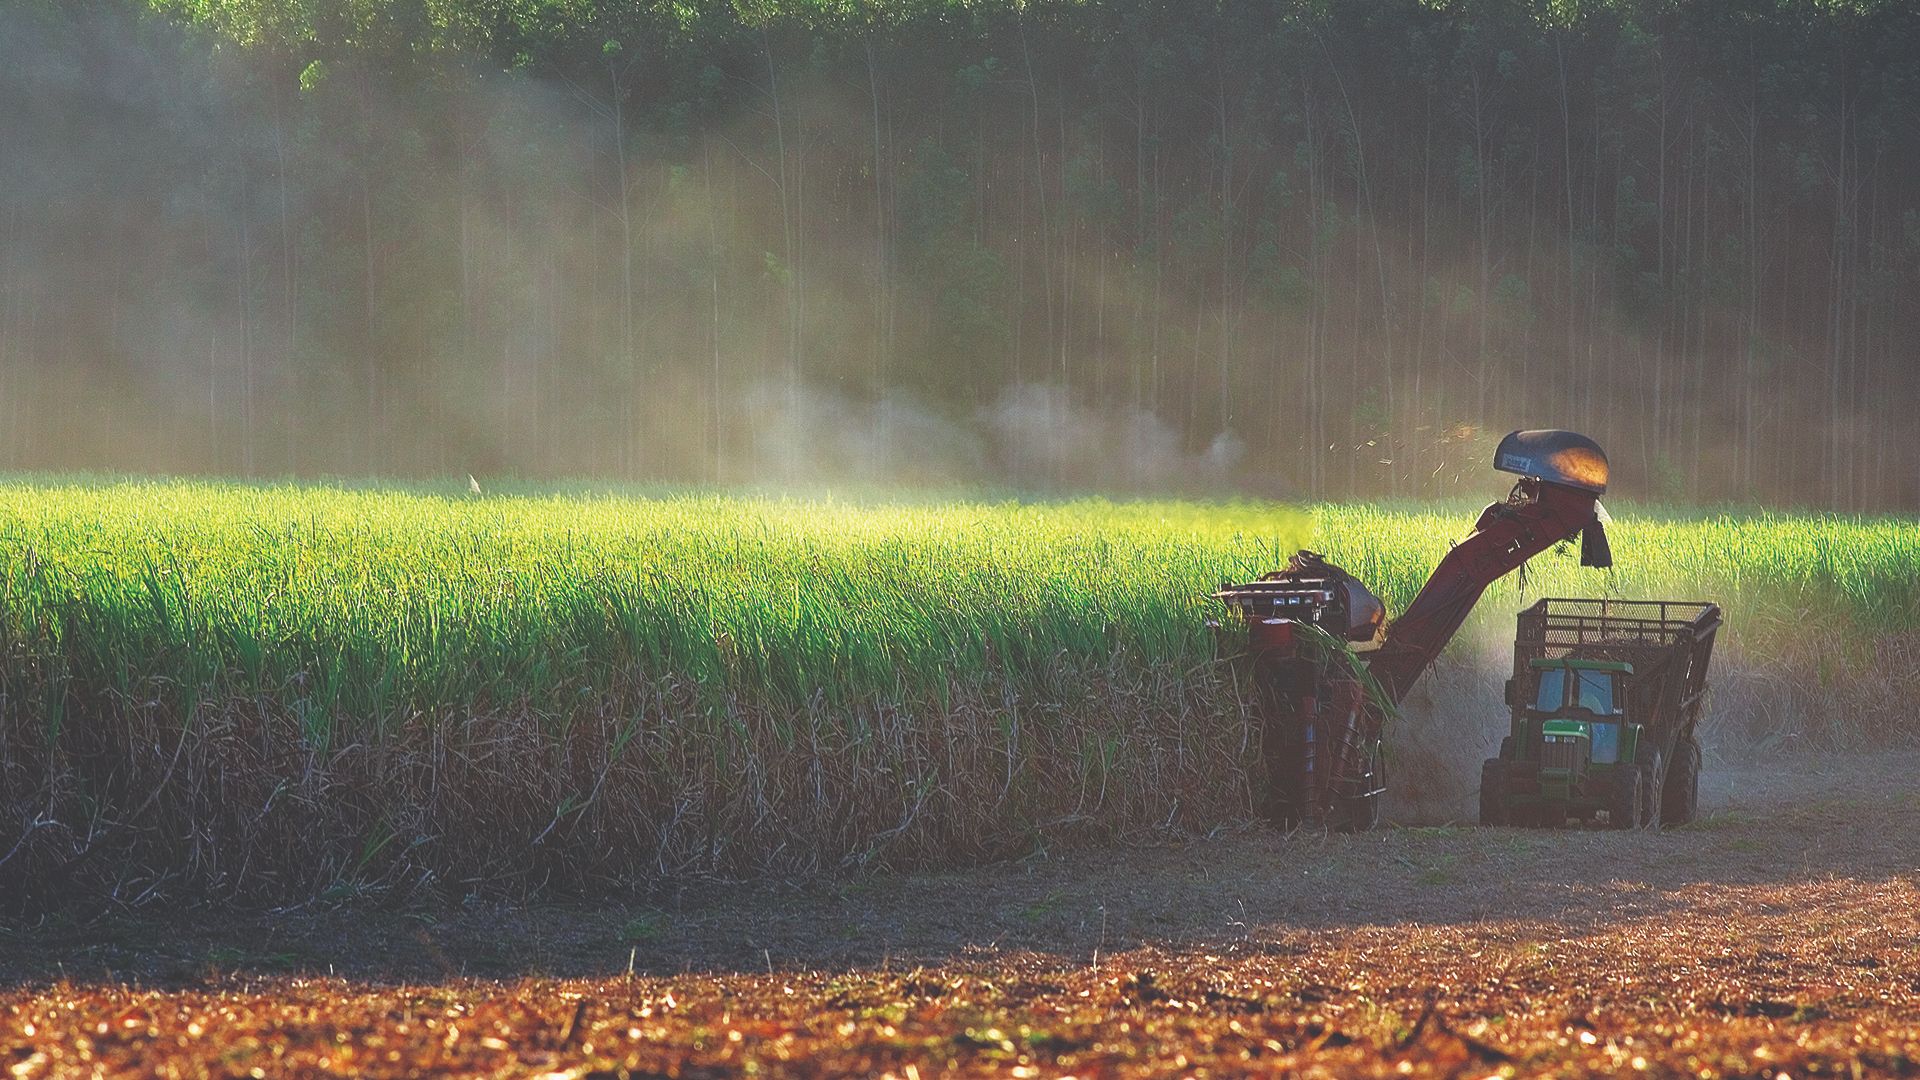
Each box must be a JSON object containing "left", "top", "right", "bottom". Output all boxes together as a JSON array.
[{"left": 1480, "top": 598, "right": 1721, "bottom": 828}]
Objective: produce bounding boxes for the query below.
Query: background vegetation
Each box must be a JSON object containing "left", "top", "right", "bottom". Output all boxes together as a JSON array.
[
  {"left": 3, "top": 0, "right": 1917, "bottom": 506},
  {"left": 2, "top": 478, "right": 1914, "bottom": 907}
]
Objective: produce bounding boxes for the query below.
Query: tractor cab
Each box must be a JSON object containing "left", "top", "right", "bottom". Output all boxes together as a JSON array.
[
  {"left": 1482, "top": 599, "right": 1721, "bottom": 830},
  {"left": 1493, "top": 656, "right": 1644, "bottom": 825},
  {"left": 1529, "top": 658, "right": 1633, "bottom": 766}
]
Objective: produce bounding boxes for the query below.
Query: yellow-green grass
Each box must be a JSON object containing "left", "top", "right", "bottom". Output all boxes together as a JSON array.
[
  {"left": 1315, "top": 501, "right": 1920, "bottom": 634},
  {"left": 0, "top": 481, "right": 1307, "bottom": 719},
  {"left": 1323, "top": 500, "right": 1920, "bottom": 754}
]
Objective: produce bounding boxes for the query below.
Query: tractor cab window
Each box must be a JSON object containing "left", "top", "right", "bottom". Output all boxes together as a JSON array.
[
  {"left": 1533, "top": 666, "right": 1622, "bottom": 715},
  {"left": 1573, "top": 669, "right": 1620, "bottom": 714},
  {"left": 1534, "top": 669, "right": 1566, "bottom": 712}
]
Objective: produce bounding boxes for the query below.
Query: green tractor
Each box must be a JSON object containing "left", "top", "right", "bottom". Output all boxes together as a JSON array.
[{"left": 1480, "top": 599, "right": 1721, "bottom": 829}]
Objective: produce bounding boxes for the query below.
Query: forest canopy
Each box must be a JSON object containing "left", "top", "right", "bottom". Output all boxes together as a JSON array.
[{"left": 2, "top": 0, "right": 1915, "bottom": 505}]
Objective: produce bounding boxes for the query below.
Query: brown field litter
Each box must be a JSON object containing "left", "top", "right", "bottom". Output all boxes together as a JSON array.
[{"left": 4, "top": 751, "right": 1918, "bottom": 1077}]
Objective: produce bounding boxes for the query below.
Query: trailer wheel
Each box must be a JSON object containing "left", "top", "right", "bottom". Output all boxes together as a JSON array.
[
  {"left": 1479, "top": 759, "right": 1509, "bottom": 826},
  {"left": 1608, "top": 765, "right": 1645, "bottom": 829},
  {"left": 1662, "top": 737, "right": 1702, "bottom": 825}
]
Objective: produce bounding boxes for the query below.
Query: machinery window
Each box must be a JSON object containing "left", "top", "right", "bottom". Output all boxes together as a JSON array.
[
  {"left": 1534, "top": 669, "right": 1566, "bottom": 711},
  {"left": 1589, "top": 721, "right": 1622, "bottom": 763},
  {"left": 1574, "top": 670, "right": 1619, "bottom": 714}
]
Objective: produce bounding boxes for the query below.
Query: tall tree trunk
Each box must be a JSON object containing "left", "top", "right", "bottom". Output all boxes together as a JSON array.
[
  {"left": 866, "top": 38, "right": 890, "bottom": 457},
  {"left": 274, "top": 115, "right": 298, "bottom": 472},
  {"left": 362, "top": 172, "right": 378, "bottom": 472}
]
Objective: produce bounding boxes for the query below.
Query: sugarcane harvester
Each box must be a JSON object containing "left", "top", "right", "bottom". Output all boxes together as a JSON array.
[{"left": 1212, "top": 430, "right": 1618, "bottom": 829}]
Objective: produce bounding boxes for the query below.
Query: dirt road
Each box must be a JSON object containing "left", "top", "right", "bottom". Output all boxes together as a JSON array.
[{"left": 4, "top": 750, "right": 1918, "bottom": 1076}]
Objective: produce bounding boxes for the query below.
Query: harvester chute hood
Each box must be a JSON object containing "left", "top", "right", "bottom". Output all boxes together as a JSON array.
[{"left": 1494, "top": 429, "right": 1610, "bottom": 494}]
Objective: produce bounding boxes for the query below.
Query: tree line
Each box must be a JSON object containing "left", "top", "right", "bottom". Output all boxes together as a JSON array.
[{"left": 1, "top": 0, "right": 1916, "bottom": 507}]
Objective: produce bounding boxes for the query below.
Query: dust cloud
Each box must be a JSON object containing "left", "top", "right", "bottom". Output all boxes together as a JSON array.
[{"left": 5, "top": 4, "right": 1914, "bottom": 505}]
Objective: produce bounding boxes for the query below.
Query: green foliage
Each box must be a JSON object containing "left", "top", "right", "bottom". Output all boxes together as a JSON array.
[
  {"left": 0, "top": 479, "right": 1314, "bottom": 900},
  {"left": 2, "top": 479, "right": 1911, "bottom": 734},
  {"left": 1313, "top": 501, "right": 1920, "bottom": 636},
  {"left": 897, "top": 139, "right": 1011, "bottom": 393},
  {"left": 0, "top": 480, "right": 1308, "bottom": 724},
  {"left": 1492, "top": 273, "right": 1533, "bottom": 325},
  {"left": 2, "top": 478, "right": 1913, "bottom": 901}
]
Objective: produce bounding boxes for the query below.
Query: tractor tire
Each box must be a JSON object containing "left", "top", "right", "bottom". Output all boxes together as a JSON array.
[
  {"left": 1338, "top": 792, "right": 1381, "bottom": 833},
  {"left": 1257, "top": 708, "right": 1307, "bottom": 828},
  {"left": 1662, "top": 737, "right": 1702, "bottom": 825},
  {"left": 1635, "top": 745, "right": 1664, "bottom": 829},
  {"left": 1260, "top": 764, "right": 1306, "bottom": 830},
  {"left": 1479, "top": 759, "right": 1509, "bottom": 827},
  {"left": 1608, "top": 764, "right": 1645, "bottom": 829},
  {"left": 1335, "top": 740, "right": 1384, "bottom": 833}
]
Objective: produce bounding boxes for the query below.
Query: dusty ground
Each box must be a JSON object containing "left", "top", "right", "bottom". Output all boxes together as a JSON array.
[{"left": 4, "top": 749, "right": 1919, "bottom": 1076}]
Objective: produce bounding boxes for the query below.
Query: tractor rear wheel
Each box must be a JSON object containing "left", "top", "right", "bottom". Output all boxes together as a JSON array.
[
  {"left": 1635, "top": 746, "right": 1664, "bottom": 828},
  {"left": 1479, "top": 759, "right": 1510, "bottom": 826},
  {"left": 1662, "top": 737, "right": 1702, "bottom": 825},
  {"left": 1608, "top": 765, "right": 1645, "bottom": 829}
]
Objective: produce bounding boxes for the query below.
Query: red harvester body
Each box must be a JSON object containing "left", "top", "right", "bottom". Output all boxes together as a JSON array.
[{"left": 1213, "top": 430, "right": 1614, "bottom": 829}]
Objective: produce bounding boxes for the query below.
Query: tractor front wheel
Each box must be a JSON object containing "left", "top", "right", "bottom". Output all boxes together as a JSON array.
[
  {"left": 1479, "top": 759, "right": 1510, "bottom": 826},
  {"left": 1608, "top": 765, "right": 1646, "bottom": 829},
  {"left": 1662, "top": 737, "right": 1702, "bottom": 825}
]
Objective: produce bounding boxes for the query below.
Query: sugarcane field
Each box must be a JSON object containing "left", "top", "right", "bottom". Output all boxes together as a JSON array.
[{"left": 4, "top": 1, "right": 1920, "bottom": 1076}]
